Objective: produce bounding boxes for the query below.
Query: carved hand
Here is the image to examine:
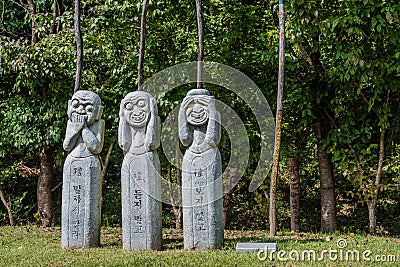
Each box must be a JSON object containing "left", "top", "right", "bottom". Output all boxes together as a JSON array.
[{"left": 82, "top": 122, "right": 102, "bottom": 155}]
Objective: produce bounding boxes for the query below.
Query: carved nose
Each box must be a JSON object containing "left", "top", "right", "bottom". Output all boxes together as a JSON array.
[
  {"left": 77, "top": 105, "right": 85, "bottom": 114},
  {"left": 133, "top": 107, "right": 142, "bottom": 115},
  {"left": 193, "top": 104, "right": 203, "bottom": 112}
]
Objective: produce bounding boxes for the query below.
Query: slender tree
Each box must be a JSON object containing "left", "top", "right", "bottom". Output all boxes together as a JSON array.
[
  {"left": 74, "top": 0, "right": 83, "bottom": 92},
  {"left": 137, "top": 0, "right": 149, "bottom": 90},
  {"left": 195, "top": 0, "right": 204, "bottom": 89},
  {"left": 269, "top": 0, "right": 285, "bottom": 237},
  {"left": 25, "top": 0, "right": 57, "bottom": 227}
]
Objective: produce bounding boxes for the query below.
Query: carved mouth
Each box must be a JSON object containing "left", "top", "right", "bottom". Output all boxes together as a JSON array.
[
  {"left": 130, "top": 111, "right": 146, "bottom": 124},
  {"left": 71, "top": 113, "right": 87, "bottom": 122},
  {"left": 189, "top": 110, "right": 208, "bottom": 125}
]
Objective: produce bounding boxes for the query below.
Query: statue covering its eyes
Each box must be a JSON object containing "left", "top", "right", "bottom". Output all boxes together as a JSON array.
[{"left": 178, "top": 89, "right": 224, "bottom": 250}]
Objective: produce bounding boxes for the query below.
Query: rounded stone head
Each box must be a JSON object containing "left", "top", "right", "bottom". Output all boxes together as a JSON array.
[
  {"left": 68, "top": 90, "right": 103, "bottom": 126},
  {"left": 184, "top": 89, "right": 212, "bottom": 126},
  {"left": 121, "top": 91, "right": 155, "bottom": 128}
]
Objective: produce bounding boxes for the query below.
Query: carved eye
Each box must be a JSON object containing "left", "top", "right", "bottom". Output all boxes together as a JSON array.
[
  {"left": 86, "top": 105, "right": 94, "bottom": 113},
  {"left": 137, "top": 99, "right": 146, "bottom": 107},
  {"left": 125, "top": 102, "right": 133, "bottom": 110},
  {"left": 72, "top": 99, "right": 79, "bottom": 108}
]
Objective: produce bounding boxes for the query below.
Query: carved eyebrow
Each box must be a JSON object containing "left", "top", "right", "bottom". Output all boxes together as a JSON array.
[
  {"left": 72, "top": 98, "right": 95, "bottom": 105},
  {"left": 125, "top": 97, "right": 147, "bottom": 104}
]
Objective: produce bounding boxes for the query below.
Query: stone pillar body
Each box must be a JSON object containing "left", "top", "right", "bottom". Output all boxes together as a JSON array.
[
  {"left": 179, "top": 89, "right": 224, "bottom": 250},
  {"left": 62, "top": 90, "right": 105, "bottom": 249},
  {"left": 119, "top": 91, "right": 162, "bottom": 250}
]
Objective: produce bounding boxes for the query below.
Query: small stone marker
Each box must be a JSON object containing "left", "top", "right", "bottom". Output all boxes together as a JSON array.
[
  {"left": 236, "top": 242, "right": 277, "bottom": 252},
  {"left": 119, "top": 91, "right": 162, "bottom": 250},
  {"left": 62, "top": 90, "right": 105, "bottom": 249},
  {"left": 179, "top": 89, "right": 224, "bottom": 250}
]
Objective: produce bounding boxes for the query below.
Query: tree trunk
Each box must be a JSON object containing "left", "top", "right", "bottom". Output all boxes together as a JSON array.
[
  {"left": 315, "top": 113, "right": 337, "bottom": 233},
  {"left": 289, "top": 157, "right": 300, "bottom": 232},
  {"left": 195, "top": 0, "right": 204, "bottom": 89},
  {"left": 38, "top": 146, "right": 55, "bottom": 227},
  {"left": 26, "top": 0, "right": 38, "bottom": 46},
  {"left": 74, "top": 0, "right": 83, "bottom": 92},
  {"left": 0, "top": 188, "right": 14, "bottom": 226},
  {"left": 50, "top": 0, "right": 61, "bottom": 34},
  {"left": 175, "top": 202, "right": 183, "bottom": 230},
  {"left": 167, "top": 164, "right": 182, "bottom": 230},
  {"left": 367, "top": 200, "right": 377, "bottom": 234},
  {"left": 367, "top": 128, "right": 386, "bottom": 234},
  {"left": 137, "top": 0, "right": 149, "bottom": 90},
  {"left": 269, "top": 0, "right": 285, "bottom": 237},
  {"left": 223, "top": 167, "right": 238, "bottom": 229}
]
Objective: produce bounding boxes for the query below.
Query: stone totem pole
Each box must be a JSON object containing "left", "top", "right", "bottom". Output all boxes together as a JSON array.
[
  {"left": 119, "top": 91, "right": 162, "bottom": 250},
  {"left": 179, "top": 89, "right": 224, "bottom": 250},
  {"left": 62, "top": 90, "right": 105, "bottom": 249}
]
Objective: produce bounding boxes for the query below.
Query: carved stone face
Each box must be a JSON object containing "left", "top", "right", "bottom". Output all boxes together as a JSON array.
[
  {"left": 68, "top": 91, "right": 101, "bottom": 125},
  {"left": 123, "top": 94, "right": 150, "bottom": 128},
  {"left": 186, "top": 98, "right": 209, "bottom": 126}
]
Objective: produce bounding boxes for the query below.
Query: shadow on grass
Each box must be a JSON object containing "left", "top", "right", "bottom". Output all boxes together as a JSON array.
[
  {"left": 97, "top": 228, "right": 328, "bottom": 251},
  {"left": 160, "top": 229, "right": 328, "bottom": 250}
]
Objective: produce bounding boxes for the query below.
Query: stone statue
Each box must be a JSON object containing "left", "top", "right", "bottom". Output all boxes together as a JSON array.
[
  {"left": 62, "top": 90, "right": 105, "bottom": 249},
  {"left": 119, "top": 91, "right": 162, "bottom": 250},
  {"left": 179, "top": 89, "right": 224, "bottom": 250}
]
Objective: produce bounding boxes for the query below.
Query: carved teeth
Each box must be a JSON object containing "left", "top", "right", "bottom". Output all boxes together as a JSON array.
[
  {"left": 131, "top": 112, "right": 145, "bottom": 123},
  {"left": 71, "top": 113, "right": 87, "bottom": 122},
  {"left": 190, "top": 110, "right": 207, "bottom": 123},
  {"left": 192, "top": 110, "right": 205, "bottom": 119}
]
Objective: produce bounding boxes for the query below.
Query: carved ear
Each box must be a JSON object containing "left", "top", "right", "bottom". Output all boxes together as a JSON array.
[
  {"left": 145, "top": 97, "right": 160, "bottom": 149},
  {"left": 67, "top": 100, "right": 72, "bottom": 119},
  {"left": 118, "top": 101, "right": 131, "bottom": 152},
  {"left": 96, "top": 105, "right": 104, "bottom": 121}
]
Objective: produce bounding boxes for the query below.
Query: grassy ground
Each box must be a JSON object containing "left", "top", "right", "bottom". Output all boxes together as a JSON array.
[{"left": 1, "top": 226, "right": 400, "bottom": 266}]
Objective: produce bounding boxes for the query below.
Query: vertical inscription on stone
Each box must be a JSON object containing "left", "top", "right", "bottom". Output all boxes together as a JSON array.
[
  {"left": 68, "top": 161, "right": 85, "bottom": 246},
  {"left": 192, "top": 162, "right": 208, "bottom": 246}
]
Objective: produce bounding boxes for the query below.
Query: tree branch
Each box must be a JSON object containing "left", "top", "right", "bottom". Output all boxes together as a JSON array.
[
  {"left": 1, "top": 0, "right": 5, "bottom": 25},
  {"left": 0, "top": 28, "right": 19, "bottom": 39},
  {"left": 0, "top": 188, "right": 14, "bottom": 226},
  {"left": 10, "top": 0, "right": 29, "bottom": 14},
  {"left": 101, "top": 142, "right": 115, "bottom": 181}
]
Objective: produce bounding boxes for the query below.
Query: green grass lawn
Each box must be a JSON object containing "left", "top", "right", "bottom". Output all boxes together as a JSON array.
[{"left": 1, "top": 226, "right": 400, "bottom": 266}]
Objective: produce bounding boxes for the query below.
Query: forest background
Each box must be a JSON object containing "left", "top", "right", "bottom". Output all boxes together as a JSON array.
[{"left": 0, "top": 0, "right": 399, "bottom": 236}]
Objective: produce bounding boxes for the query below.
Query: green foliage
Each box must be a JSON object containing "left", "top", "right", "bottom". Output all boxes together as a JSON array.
[{"left": 1, "top": 0, "right": 400, "bottom": 234}]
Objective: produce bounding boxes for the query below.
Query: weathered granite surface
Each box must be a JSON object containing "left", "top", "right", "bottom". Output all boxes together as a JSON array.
[
  {"left": 62, "top": 90, "right": 105, "bottom": 249},
  {"left": 119, "top": 91, "right": 162, "bottom": 250},
  {"left": 179, "top": 89, "right": 224, "bottom": 250}
]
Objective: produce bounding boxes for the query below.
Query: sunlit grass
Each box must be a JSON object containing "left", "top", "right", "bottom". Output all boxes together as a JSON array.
[{"left": 1, "top": 226, "right": 399, "bottom": 266}]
